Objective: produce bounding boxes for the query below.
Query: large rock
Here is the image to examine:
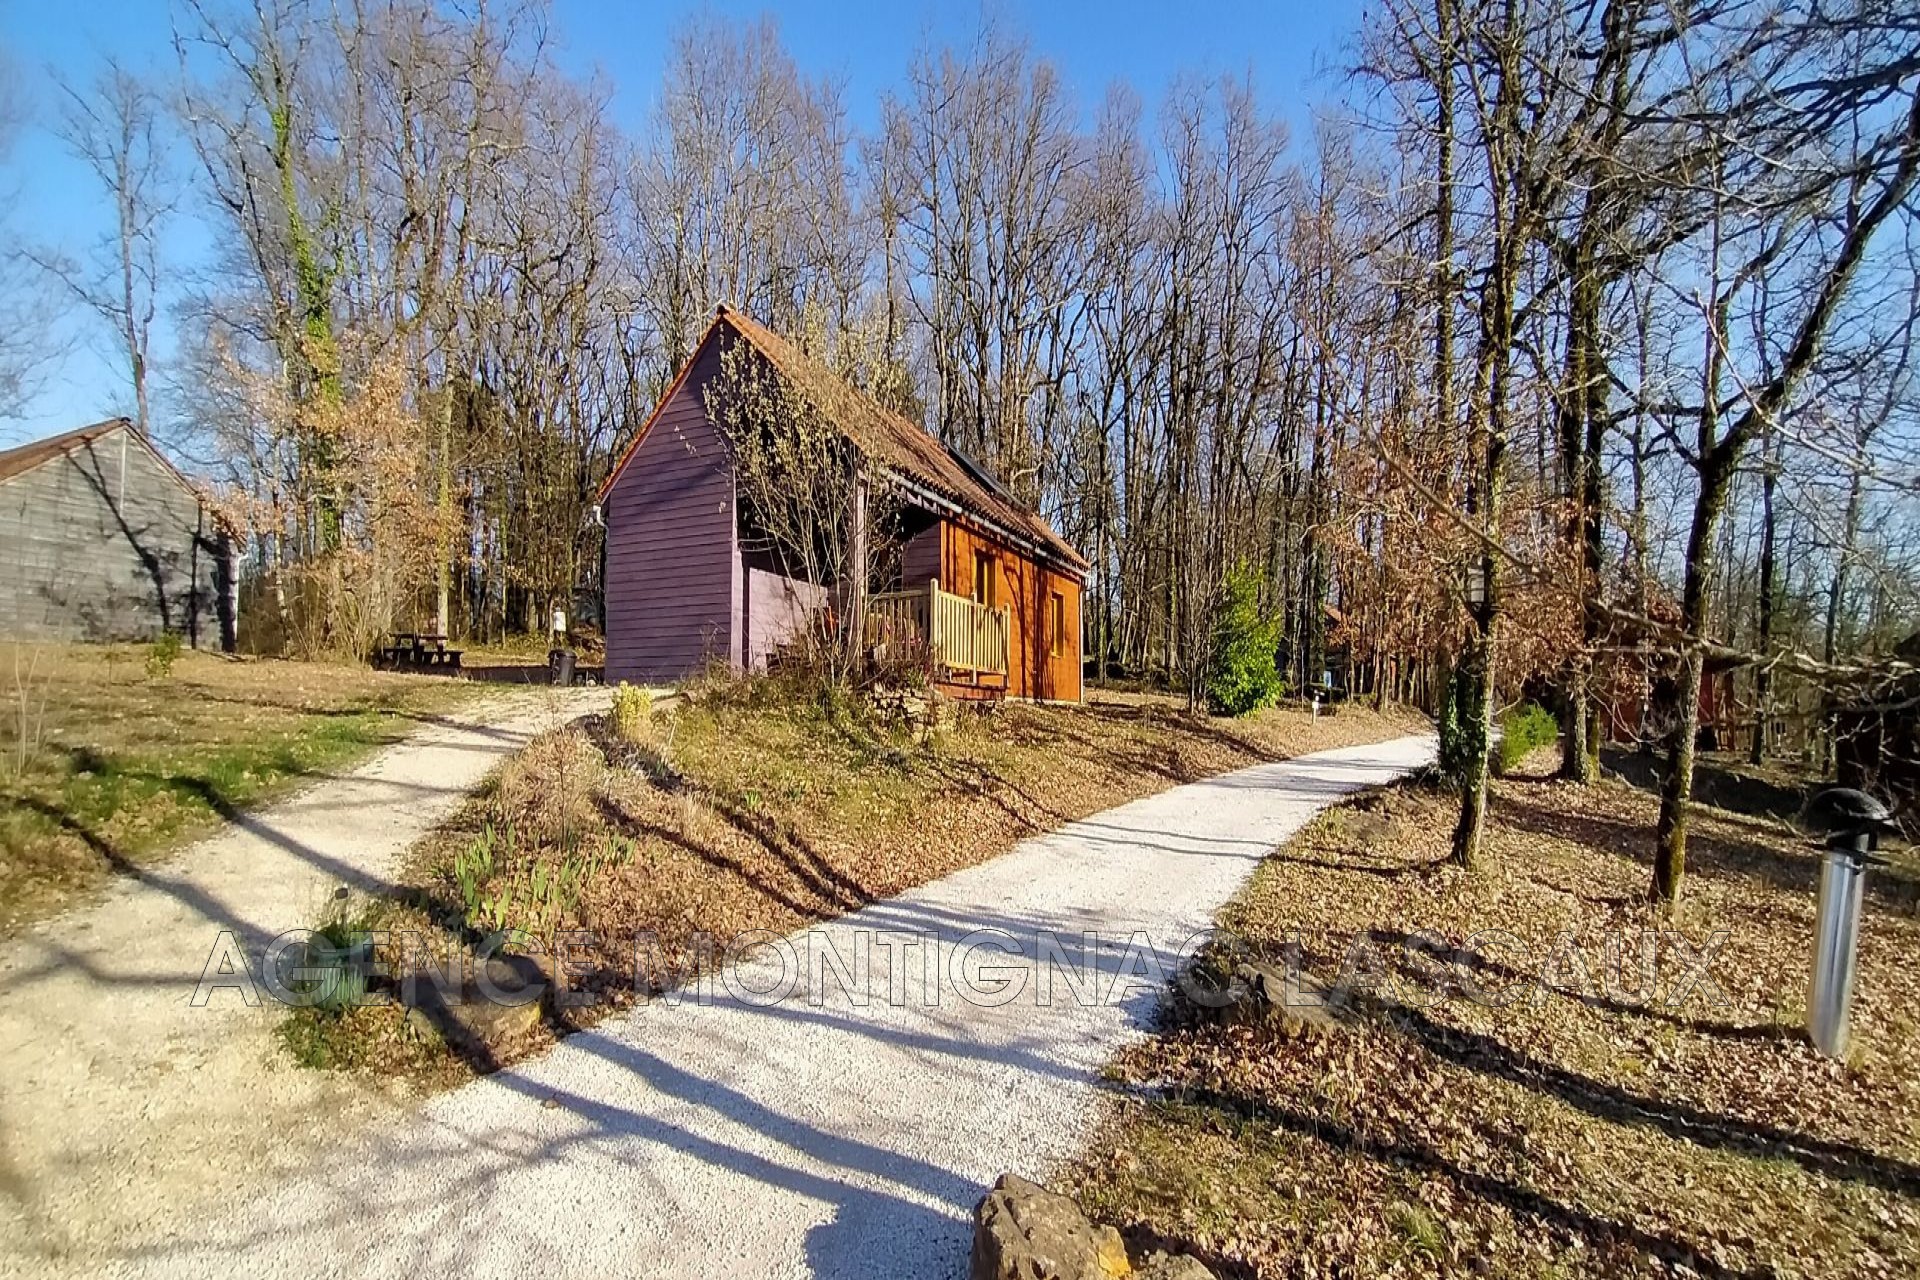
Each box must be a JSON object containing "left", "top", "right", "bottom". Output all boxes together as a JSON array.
[
  {"left": 479, "top": 952, "right": 547, "bottom": 998},
  {"left": 1132, "top": 1253, "right": 1215, "bottom": 1280},
  {"left": 401, "top": 958, "right": 546, "bottom": 1051},
  {"left": 421, "top": 988, "right": 542, "bottom": 1047},
  {"left": 972, "top": 1174, "right": 1131, "bottom": 1280},
  {"left": 1221, "top": 962, "right": 1349, "bottom": 1039}
]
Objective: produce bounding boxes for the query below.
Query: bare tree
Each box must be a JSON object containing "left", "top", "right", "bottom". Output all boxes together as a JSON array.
[
  {"left": 0, "top": 44, "right": 58, "bottom": 418},
  {"left": 631, "top": 16, "right": 860, "bottom": 370},
  {"left": 877, "top": 30, "right": 1087, "bottom": 504},
  {"left": 27, "top": 58, "right": 174, "bottom": 435},
  {"left": 1646, "top": 44, "right": 1920, "bottom": 905},
  {"left": 705, "top": 333, "right": 899, "bottom": 683}
]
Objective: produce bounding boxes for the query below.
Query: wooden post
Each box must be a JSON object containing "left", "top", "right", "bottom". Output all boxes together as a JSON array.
[
  {"left": 929, "top": 577, "right": 942, "bottom": 660},
  {"left": 850, "top": 471, "right": 869, "bottom": 614},
  {"left": 848, "top": 466, "right": 869, "bottom": 666}
]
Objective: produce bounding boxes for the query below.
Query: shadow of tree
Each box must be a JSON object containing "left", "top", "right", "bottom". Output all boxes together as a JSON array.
[
  {"left": 1265, "top": 843, "right": 1451, "bottom": 880},
  {"left": 1491, "top": 786, "right": 1920, "bottom": 915},
  {"left": 1157, "top": 1083, "right": 1774, "bottom": 1279},
  {"left": 1362, "top": 928, "right": 1797, "bottom": 1044},
  {"left": 1364, "top": 994, "right": 1920, "bottom": 1198},
  {"left": 6, "top": 729, "right": 564, "bottom": 1083},
  {"left": 1603, "top": 747, "right": 1809, "bottom": 822}
]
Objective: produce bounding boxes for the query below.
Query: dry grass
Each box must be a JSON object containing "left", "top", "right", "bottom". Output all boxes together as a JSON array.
[
  {"left": 285, "top": 680, "right": 1426, "bottom": 1081},
  {"left": 494, "top": 728, "right": 607, "bottom": 845},
  {"left": 1068, "top": 754, "right": 1920, "bottom": 1280},
  {"left": 0, "top": 642, "right": 478, "bottom": 931}
]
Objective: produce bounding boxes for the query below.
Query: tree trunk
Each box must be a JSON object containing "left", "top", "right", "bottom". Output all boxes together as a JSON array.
[
  {"left": 846, "top": 466, "right": 870, "bottom": 676},
  {"left": 435, "top": 384, "right": 454, "bottom": 637},
  {"left": 1653, "top": 644, "right": 1701, "bottom": 903},
  {"left": 1820, "top": 458, "right": 1866, "bottom": 772},
  {"left": 1451, "top": 587, "right": 1495, "bottom": 868},
  {"left": 1751, "top": 421, "right": 1778, "bottom": 763},
  {"left": 1558, "top": 260, "right": 1596, "bottom": 783},
  {"left": 1449, "top": 0, "right": 1516, "bottom": 870},
  {"left": 1652, "top": 453, "right": 1729, "bottom": 905}
]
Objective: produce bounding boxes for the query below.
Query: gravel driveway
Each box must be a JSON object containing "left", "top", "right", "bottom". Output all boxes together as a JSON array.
[
  {"left": 74, "top": 732, "right": 1435, "bottom": 1280},
  {"left": 0, "top": 687, "right": 610, "bottom": 1276}
]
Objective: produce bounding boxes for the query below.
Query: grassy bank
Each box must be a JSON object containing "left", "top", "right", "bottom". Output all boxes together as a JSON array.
[
  {"left": 0, "top": 643, "right": 478, "bottom": 931},
  {"left": 1067, "top": 760, "right": 1920, "bottom": 1278},
  {"left": 282, "top": 681, "right": 1426, "bottom": 1080}
]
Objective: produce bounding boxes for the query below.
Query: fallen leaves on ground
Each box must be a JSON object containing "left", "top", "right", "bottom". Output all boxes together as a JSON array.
[
  {"left": 306, "top": 683, "right": 1425, "bottom": 1084},
  {"left": 1068, "top": 760, "right": 1920, "bottom": 1280}
]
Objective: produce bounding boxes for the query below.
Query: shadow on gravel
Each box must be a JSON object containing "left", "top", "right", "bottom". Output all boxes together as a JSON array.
[{"left": 497, "top": 1032, "right": 976, "bottom": 1270}]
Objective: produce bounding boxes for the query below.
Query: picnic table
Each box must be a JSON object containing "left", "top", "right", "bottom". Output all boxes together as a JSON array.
[{"left": 373, "top": 632, "right": 464, "bottom": 673}]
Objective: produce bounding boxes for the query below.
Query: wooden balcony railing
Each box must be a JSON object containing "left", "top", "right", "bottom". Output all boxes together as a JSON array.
[{"left": 868, "top": 578, "right": 1009, "bottom": 676}]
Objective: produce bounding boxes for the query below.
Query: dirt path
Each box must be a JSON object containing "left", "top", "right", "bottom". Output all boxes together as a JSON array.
[
  {"left": 0, "top": 687, "right": 609, "bottom": 1275},
  {"left": 58, "top": 733, "right": 1433, "bottom": 1280}
]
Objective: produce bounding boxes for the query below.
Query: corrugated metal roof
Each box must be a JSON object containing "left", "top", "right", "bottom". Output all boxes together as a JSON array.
[{"left": 0, "top": 419, "right": 134, "bottom": 485}]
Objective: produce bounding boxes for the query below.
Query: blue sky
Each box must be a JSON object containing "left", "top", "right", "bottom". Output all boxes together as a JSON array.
[{"left": 0, "top": 0, "right": 1360, "bottom": 447}]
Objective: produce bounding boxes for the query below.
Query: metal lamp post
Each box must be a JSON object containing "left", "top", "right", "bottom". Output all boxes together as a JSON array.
[
  {"left": 1804, "top": 787, "right": 1895, "bottom": 1059},
  {"left": 1465, "top": 557, "right": 1487, "bottom": 612}
]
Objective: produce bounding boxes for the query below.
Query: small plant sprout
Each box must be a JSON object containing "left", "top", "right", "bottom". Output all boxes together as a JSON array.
[{"left": 145, "top": 632, "right": 183, "bottom": 679}]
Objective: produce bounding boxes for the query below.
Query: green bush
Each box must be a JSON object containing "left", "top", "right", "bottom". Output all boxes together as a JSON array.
[
  {"left": 145, "top": 632, "right": 183, "bottom": 679},
  {"left": 306, "top": 924, "right": 372, "bottom": 1013},
  {"left": 278, "top": 904, "right": 379, "bottom": 1014},
  {"left": 610, "top": 682, "right": 653, "bottom": 745},
  {"left": 1496, "top": 701, "right": 1558, "bottom": 775},
  {"left": 1204, "top": 567, "right": 1284, "bottom": 717}
]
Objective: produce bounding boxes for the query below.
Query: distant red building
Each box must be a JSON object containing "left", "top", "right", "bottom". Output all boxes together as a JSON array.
[{"left": 1596, "top": 652, "right": 1739, "bottom": 750}]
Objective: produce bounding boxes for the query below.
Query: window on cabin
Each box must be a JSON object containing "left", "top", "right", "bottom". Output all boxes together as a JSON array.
[
  {"left": 972, "top": 549, "right": 996, "bottom": 607},
  {"left": 1050, "top": 592, "right": 1066, "bottom": 656}
]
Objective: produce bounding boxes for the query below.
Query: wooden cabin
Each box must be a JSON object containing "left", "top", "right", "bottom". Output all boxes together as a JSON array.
[
  {"left": 1831, "top": 631, "right": 1920, "bottom": 820},
  {"left": 0, "top": 419, "right": 234, "bottom": 649},
  {"left": 597, "top": 306, "right": 1087, "bottom": 701}
]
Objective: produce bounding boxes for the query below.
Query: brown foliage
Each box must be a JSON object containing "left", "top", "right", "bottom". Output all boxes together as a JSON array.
[{"left": 1072, "top": 769, "right": 1920, "bottom": 1277}]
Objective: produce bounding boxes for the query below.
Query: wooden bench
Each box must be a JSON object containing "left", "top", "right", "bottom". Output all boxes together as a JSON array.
[{"left": 374, "top": 632, "right": 464, "bottom": 674}]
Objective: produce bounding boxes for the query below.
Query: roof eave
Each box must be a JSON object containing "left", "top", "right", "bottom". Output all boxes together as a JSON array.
[
  {"left": 883, "top": 468, "right": 1087, "bottom": 582},
  {"left": 595, "top": 317, "right": 730, "bottom": 505}
]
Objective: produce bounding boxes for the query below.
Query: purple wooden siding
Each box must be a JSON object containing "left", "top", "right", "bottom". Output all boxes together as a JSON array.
[
  {"left": 743, "top": 566, "right": 828, "bottom": 670},
  {"left": 604, "top": 340, "right": 739, "bottom": 683},
  {"left": 900, "top": 522, "right": 941, "bottom": 587}
]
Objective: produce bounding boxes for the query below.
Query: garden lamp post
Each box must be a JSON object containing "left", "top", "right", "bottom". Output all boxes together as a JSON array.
[
  {"left": 1465, "top": 557, "right": 1487, "bottom": 611},
  {"left": 1802, "top": 787, "right": 1896, "bottom": 1059}
]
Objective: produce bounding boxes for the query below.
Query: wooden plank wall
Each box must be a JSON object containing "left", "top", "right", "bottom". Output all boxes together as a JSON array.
[
  {"left": 939, "top": 518, "right": 1082, "bottom": 702},
  {"left": 603, "top": 338, "right": 740, "bottom": 683},
  {"left": 742, "top": 563, "right": 828, "bottom": 670},
  {"left": 0, "top": 425, "right": 228, "bottom": 646},
  {"left": 898, "top": 520, "right": 942, "bottom": 588}
]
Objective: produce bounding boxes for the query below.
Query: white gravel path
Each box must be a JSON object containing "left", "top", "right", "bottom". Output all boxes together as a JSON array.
[
  {"left": 86, "top": 732, "right": 1435, "bottom": 1280},
  {"left": 0, "top": 687, "right": 611, "bottom": 1277}
]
